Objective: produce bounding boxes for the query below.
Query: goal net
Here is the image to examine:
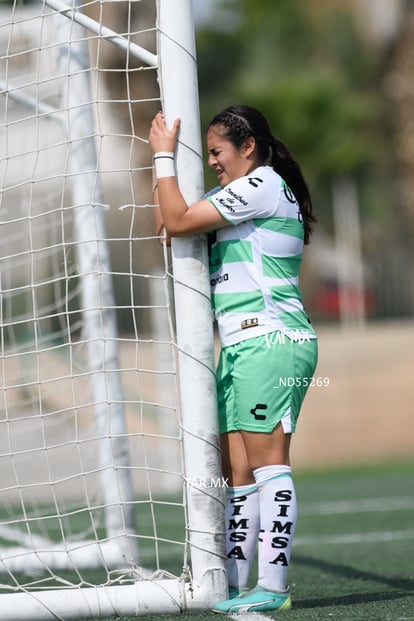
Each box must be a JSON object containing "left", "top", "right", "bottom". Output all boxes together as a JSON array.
[{"left": 0, "top": 0, "right": 226, "bottom": 618}]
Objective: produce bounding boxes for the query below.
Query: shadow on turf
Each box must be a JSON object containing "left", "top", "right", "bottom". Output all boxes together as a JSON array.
[{"left": 293, "top": 553, "right": 414, "bottom": 608}]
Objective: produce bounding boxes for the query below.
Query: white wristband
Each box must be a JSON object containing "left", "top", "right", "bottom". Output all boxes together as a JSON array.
[{"left": 153, "top": 151, "right": 175, "bottom": 179}]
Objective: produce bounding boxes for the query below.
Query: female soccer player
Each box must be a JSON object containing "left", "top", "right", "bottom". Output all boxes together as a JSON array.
[{"left": 149, "top": 104, "right": 318, "bottom": 613}]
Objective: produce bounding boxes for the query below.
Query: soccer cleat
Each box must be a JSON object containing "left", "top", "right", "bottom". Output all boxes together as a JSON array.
[
  {"left": 228, "top": 586, "right": 249, "bottom": 599},
  {"left": 212, "top": 584, "right": 291, "bottom": 614}
]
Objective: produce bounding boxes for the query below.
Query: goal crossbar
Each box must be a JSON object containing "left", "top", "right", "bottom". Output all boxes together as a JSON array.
[{"left": 44, "top": 0, "right": 158, "bottom": 67}]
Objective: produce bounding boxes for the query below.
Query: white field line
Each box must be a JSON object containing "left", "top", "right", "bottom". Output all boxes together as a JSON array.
[
  {"left": 299, "top": 495, "right": 414, "bottom": 515},
  {"left": 229, "top": 615, "right": 270, "bottom": 621},
  {"left": 295, "top": 528, "right": 414, "bottom": 547},
  {"left": 296, "top": 495, "right": 414, "bottom": 546}
]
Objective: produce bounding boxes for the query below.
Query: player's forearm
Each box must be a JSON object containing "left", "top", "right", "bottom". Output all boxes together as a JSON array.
[
  {"left": 149, "top": 112, "right": 188, "bottom": 236},
  {"left": 153, "top": 203, "right": 167, "bottom": 241},
  {"left": 152, "top": 172, "right": 170, "bottom": 244},
  {"left": 157, "top": 176, "right": 189, "bottom": 237}
]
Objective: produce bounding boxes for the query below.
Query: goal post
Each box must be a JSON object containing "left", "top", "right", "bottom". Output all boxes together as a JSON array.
[
  {"left": 157, "top": 0, "right": 227, "bottom": 593},
  {"left": 0, "top": 0, "right": 227, "bottom": 618}
]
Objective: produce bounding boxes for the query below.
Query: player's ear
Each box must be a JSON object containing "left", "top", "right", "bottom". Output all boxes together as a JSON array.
[{"left": 241, "top": 136, "right": 256, "bottom": 158}]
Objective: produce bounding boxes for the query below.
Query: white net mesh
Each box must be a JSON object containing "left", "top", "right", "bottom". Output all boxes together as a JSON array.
[{"left": 0, "top": 0, "right": 189, "bottom": 596}]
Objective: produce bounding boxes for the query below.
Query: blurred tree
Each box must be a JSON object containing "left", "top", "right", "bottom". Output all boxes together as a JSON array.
[
  {"left": 388, "top": 2, "right": 414, "bottom": 236},
  {"left": 383, "top": 0, "right": 414, "bottom": 313},
  {"left": 197, "top": 0, "right": 395, "bottom": 231}
]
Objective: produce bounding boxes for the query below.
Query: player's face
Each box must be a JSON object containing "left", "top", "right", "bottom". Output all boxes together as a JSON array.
[{"left": 206, "top": 126, "right": 255, "bottom": 187}]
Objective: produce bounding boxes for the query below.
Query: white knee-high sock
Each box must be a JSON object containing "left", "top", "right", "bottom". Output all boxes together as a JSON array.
[
  {"left": 253, "top": 465, "right": 297, "bottom": 592},
  {"left": 225, "top": 484, "right": 260, "bottom": 590}
]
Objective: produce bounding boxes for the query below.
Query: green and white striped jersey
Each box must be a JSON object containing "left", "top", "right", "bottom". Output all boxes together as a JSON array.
[{"left": 207, "top": 165, "right": 317, "bottom": 347}]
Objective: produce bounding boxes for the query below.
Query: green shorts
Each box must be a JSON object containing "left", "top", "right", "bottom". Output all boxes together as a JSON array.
[{"left": 216, "top": 331, "right": 318, "bottom": 434}]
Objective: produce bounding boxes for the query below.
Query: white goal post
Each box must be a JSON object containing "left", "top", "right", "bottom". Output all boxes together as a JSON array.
[{"left": 0, "top": 0, "right": 227, "bottom": 618}]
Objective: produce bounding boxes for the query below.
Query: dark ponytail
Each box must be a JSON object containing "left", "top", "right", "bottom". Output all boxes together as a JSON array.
[
  {"left": 269, "top": 136, "right": 316, "bottom": 245},
  {"left": 208, "top": 104, "right": 316, "bottom": 244}
]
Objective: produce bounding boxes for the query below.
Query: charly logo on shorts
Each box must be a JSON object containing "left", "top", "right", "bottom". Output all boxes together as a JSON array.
[{"left": 250, "top": 403, "right": 268, "bottom": 421}]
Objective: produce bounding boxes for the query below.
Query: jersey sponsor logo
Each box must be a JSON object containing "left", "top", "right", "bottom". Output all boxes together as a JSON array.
[
  {"left": 241, "top": 318, "right": 259, "bottom": 330},
  {"left": 210, "top": 272, "right": 229, "bottom": 287},
  {"left": 283, "top": 182, "right": 297, "bottom": 204},
  {"left": 225, "top": 187, "right": 248, "bottom": 206},
  {"left": 217, "top": 197, "right": 236, "bottom": 212},
  {"left": 282, "top": 182, "right": 304, "bottom": 225},
  {"left": 216, "top": 186, "right": 249, "bottom": 212},
  {"left": 209, "top": 256, "right": 221, "bottom": 270}
]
